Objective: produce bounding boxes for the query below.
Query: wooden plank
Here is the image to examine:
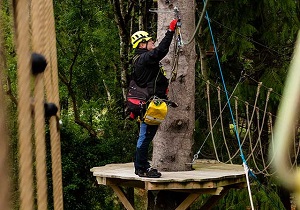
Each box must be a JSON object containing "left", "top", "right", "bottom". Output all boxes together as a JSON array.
[
  {"left": 96, "top": 177, "right": 106, "bottom": 185},
  {"left": 90, "top": 162, "right": 246, "bottom": 183},
  {"left": 145, "top": 177, "right": 245, "bottom": 191},
  {"left": 91, "top": 161, "right": 247, "bottom": 210},
  {"left": 91, "top": 161, "right": 246, "bottom": 193},
  {"left": 175, "top": 193, "right": 200, "bottom": 210},
  {"left": 175, "top": 188, "right": 225, "bottom": 210},
  {"left": 199, "top": 187, "right": 230, "bottom": 210},
  {"left": 110, "top": 185, "right": 134, "bottom": 210},
  {"left": 102, "top": 178, "right": 145, "bottom": 189},
  {"left": 171, "top": 187, "right": 223, "bottom": 195}
]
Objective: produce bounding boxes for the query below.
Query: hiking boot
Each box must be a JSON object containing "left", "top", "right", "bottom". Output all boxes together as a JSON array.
[
  {"left": 135, "top": 168, "right": 161, "bottom": 178},
  {"left": 146, "top": 168, "right": 161, "bottom": 178},
  {"left": 135, "top": 168, "right": 147, "bottom": 177}
]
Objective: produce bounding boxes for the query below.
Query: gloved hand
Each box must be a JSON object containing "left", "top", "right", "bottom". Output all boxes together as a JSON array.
[{"left": 169, "top": 19, "right": 178, "bottom": 31}]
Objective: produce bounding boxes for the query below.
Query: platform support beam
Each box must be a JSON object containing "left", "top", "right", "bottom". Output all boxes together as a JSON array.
[
  {"left": 198, "top": 187, "right": 230, "bottom": 210},
  {"left": 110, "top": 185, "right": 134, "bottom": 210},
  {"left": 175, "top": 193, "right": 200, "bottom": 210},
  {"left": 109, "top": 185, "right": 234, "bottom": 210}
]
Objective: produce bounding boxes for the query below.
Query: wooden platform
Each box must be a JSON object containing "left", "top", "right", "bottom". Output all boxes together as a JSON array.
[{"left": 91, "top": 160, "right": 247, "bottom": 210}]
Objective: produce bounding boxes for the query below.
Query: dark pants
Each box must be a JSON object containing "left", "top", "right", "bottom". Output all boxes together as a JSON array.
[{"left": 134, "top": 122, "right": 158, "bottom": 171}]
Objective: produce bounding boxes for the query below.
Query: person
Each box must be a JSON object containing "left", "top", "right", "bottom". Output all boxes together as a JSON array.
[{"left": 130, "top": 19, "right": 178, "bottom": 178}]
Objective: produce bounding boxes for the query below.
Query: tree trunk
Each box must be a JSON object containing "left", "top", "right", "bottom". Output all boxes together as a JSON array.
[
  {"left": 147, "top": 191, "right": 189, "bottom": 210},
  {"left": 150, "top": 0, "right": 196, "bottom": 208},
  {"left": 152, "top": 0, "right": 196, "bottom": 172},
  {"left": 148, "top": 0, "right": 196, "bottom": 209}
]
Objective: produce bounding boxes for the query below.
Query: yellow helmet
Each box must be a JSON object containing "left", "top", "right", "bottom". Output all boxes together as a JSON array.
[{"left": 131, "top": 31, "right": 152, "bottom": 48}]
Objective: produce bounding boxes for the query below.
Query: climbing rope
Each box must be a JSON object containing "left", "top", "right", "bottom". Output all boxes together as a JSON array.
[
  {"left": 192, "top": 78, "right": 242, "bottom": 162},
  {"left": 12, "top": 0, "right": 63, "bottom": 209},
  {"left": 192, "top": 8, "right": 300, "bottom": 188},
  {"left": 43, "top": 0, "right": 64, "bottom": 208},
  {"left": 196, "top": 78, "right": 300, "bottom": 177},
  {"left": 206, "top": 81, "right": 219, "bottom": 161},
  {"left": 182, "top": 0, "right": 210, "bottom": 45},
  {"left": 151, "top": 1, "right": 210, "bottom": 82},
  {"left": 218, "top": 86, "right": 232, "bottom": 163},
  {"left": 226, "top": 83, "right": 262, "bottom": 165},
  {"left": 169, "top": 0, "right": 210, "bottom": 82},
  {"left": 169, "top": 9, "right": 181, "bottom": 83},
  {"left": 203, "top": 5, "right": 247, "bottom": 163},
  {"left": 31, "top": 0, "right": 49, "bottom": 209},
  {"left": 14, "top": 0, "right": 35, "bottom": 209},
  {"left": 202, "top": 2, "right": 255, "bottom": 208},
  {"left": 243, "top": 89, "right": 271, "bottom": 174}
]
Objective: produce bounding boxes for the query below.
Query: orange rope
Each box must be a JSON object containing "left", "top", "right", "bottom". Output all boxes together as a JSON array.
[
  {"left": 14, "top": 0, "right": 35, "bottom": 209},
  {"left": 31, "top": 0, "right": 48, "bottom": 209}
]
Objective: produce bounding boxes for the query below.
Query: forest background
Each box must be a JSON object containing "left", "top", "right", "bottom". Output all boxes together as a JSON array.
[{"left": 1, "top": 0, "right": 300, "bottom": 209}]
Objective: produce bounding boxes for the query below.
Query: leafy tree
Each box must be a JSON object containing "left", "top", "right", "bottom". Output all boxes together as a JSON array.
[
  {"left": 2, "top": 0, "right": 300, "bottom": 209},
  {"left": 194, "top": 0, "right": 300, "bottom": 209},
  {"left": 54, "top": 0, "right": 121, "bottom": 137}
]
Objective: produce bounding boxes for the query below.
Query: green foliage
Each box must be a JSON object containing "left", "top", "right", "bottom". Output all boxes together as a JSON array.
[
  {"left": 54, "top": 0, "right": 120, "bottom": 104},
  {"left": 2, "top": 0, "right": 300, "bottom": 208},
  {"left": 194, "top": 1, "right": 299, "bottom": 208},
  {"left": 199, "top": 0, "right": 300, "bottom": 89},
  {"left": 191, "top": 182, "right": 286, "bottom": 210},
  {"left": 1, "top": 0, "right": 17, "bottom": 94},
  {"left": 45, "top": 111, "right": 138, "bottom": 210}
]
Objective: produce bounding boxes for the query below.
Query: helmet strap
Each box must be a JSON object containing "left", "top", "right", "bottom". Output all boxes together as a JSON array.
[{"left": 145, "top": 41, "right": 148, "bottom": 49}]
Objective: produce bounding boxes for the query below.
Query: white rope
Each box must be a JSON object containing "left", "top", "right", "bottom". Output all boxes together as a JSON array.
[
  {"left": 243, "top": 163, "right": 255, "bottom": 210},
  {"left": 193, "top": 75, "right": 300, "bottom": 177},
  {"left": 192, "top": 80, "right": 241, "bottom": 162},
  {"left": 206, "top": 81, "right": 219, "bottom": 161}
]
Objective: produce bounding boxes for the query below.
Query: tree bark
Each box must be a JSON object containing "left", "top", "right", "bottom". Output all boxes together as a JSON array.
[
  {"left": 152, "top": 0, "right": 196, "bottom": 172},
  {"left": 150, "top": 0, "right": 196, "bottom": 208},
  {"left": 148, "top": 191, "right": 189, "bottom": 210}
]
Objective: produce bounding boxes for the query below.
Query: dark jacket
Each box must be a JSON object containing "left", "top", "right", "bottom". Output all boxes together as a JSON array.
[{"left": 133, "top": 30, "right": 174, "bottom": 99}]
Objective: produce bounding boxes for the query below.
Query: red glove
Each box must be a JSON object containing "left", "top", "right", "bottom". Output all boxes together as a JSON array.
[{"left": 169, "top": 19, "right": 178, "bottom": 31}]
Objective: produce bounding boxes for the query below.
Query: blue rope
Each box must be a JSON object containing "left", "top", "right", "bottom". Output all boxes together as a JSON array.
[{"left": 203, "top": 1, "right": 248, "bottom": 165}]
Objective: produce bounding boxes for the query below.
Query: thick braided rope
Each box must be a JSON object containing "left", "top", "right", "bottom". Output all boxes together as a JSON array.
[
  {"left": 206, "top": 81, "right": 219, "bottom": 161},
  {"left": 14, "top": 0, "right": 35, "bottom": 209},
  {"left": 250, "top": 89, "right": 272, "bottom": 174},
  {"left": 228, "top": 83, "right": 262, "bottom": 162},
  {"left": 30, "top": 0, "right": 48, "bottom": 209},
  {"left": 217, "top": 86, "right": 232, "bottom": 163},
  {"left": 44, "top": 0, "right": 64, "bottom": 209},
  {"left": 0, "top": 4, "right": 11, "bottom": 208}
]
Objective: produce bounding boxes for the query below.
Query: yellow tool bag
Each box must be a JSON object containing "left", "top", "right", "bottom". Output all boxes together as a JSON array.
[{"left": 143, "top": 98, "right": 168, "bottom": 125}]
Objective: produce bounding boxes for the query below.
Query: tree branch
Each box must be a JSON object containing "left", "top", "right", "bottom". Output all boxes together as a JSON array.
[
  {"left": 6, "top": 76, "right": 18, "bottom": 106},
  {"left": 58, "top": 33, "right": 97, "bottom": 137}
]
